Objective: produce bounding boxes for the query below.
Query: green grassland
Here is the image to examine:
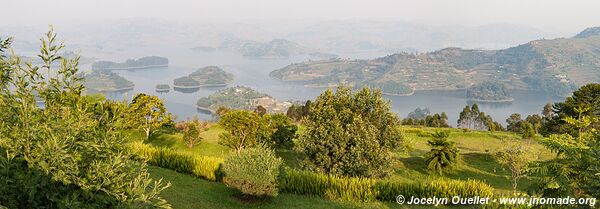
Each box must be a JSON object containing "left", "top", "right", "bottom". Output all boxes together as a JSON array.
[{"left": 141, "top": 124, "right": 552, "bottom": 208}]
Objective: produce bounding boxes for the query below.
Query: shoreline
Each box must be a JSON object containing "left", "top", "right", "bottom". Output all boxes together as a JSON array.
[
  {"left": 89, "top": 85, "right": 134, "bottom": 93},
  {"left": 93, "top": 64, "right": 168, "bottom": 71},
  {"left": 467, "top": 97, "right": 515, "bottom": 103},
  {"left": 195, "top": 105, "right": 216, "bottom": 114},
  {"left": 173, "top": 83, "right": 228, "bottom": 89}
]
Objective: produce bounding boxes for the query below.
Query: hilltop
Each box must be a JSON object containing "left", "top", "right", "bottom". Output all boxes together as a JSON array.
[
  {"left": 173, "top": 66, "right": 233, "bottom": 88},
  {"left": 271, "top": 27, "right": 600, "bottom": 97},
  {"left": 83, "top": 71, "right": 134, "bottom": 93},
  {"left": 196, "top": 86, "right": 291, "bottom": 114}
]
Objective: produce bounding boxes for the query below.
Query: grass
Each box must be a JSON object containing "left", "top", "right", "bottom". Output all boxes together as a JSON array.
[
  {"left": 141, "top": 124, "right": 554, "bottom": 208},
  {"left": 149, "top": 166, "right": 465, "bottom": 209}
]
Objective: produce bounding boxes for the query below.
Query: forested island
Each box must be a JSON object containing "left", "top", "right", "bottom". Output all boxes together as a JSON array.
[
  {"left": 173, "top": 66, "right": 233, "bottom": 88},
  {"left": 83, "top": 70, "right": 134, "bottom": 93},
  {"left": 196, "top": 86, "right": 291, "bottom": 113},
  {"left": 466, "top": 82, "right": 513, "bottom": 102},
  {"left": 270, "top": 27, "right": 600, "bottom": 97},
  {"left": 92, "top": 56, "right": 168, "bottom": 70}
]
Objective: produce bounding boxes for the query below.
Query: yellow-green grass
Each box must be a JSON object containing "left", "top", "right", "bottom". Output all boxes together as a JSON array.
[
  {"left": 145, "top": 124, "right": 230, "bottom": 158},
  {"left": 149, "top": 166, "right": 466, "bottom": 209}
]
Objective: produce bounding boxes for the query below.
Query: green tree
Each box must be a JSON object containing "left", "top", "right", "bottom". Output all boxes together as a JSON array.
[
  {"left": 425, "top": 131, "right": 459, "bottom": 175},
  {"left": 262, "top": 114, "right": 297, "bottom": 149},
  {"left": 506, "top": 113, "right": 523, "bottom": 133},
  {"left": 219, "top": 110, "right": 264, "bottom": 152},
  {"left": 222, "top": 146, "right": 283, "bottom": 197},
  {"left": 521, "top": 122, "right": 536, "bottom": 140},
  {"left": 176, "top": 118, "right": 208, "bottom": 148},
  {"left": 495, "top": 141, "right": 534, "bottom": 193},
  {"left": 297, "top": 86, "right": 403, "bottom": 177},
  {"left": 0, "top": 29, "right": 169, "bottom": 208},
  {"left": 128, "top": 93, "right": 172, "bottom": 140}
]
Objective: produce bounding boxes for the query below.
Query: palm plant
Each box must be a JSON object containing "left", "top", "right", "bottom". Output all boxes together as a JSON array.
[{"left": 425, "top": 131, "right": 459, "bottom": 175}]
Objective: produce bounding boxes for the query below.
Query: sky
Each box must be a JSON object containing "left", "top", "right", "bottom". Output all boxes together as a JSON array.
[{"left": 3, "top": 0, "right": 600, "bottom": 33}]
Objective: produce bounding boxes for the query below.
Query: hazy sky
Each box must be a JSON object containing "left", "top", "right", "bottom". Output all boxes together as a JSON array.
[{"left": 4, "top": 0, "right": 600, "bottom": 32}]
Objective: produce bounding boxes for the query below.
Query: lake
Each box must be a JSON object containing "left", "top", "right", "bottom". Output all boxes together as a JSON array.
[{"left": 93, "top": 48, "right": 563, "bottom": 126}]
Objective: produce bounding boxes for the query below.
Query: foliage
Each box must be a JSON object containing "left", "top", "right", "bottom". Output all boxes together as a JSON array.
[
  {"left": 529, "top": 105, "right": 600, "bottom": 199},
  {"left": 0, "top": 29, "right": 169, "bottom": 208},
  {"left": 219, "top": 110, "right": 264, "bottom": 152},
  {"left": 506, "top": 113, "right": 524, "bottom": 133},
  {"left": 196, "top": 86, "right": 269, "bottom": 112},
  {"left": 378, "top": 80, "right": 412, "bottom": 95},
  {"left": 128, "top": 93, "right": 173, "bottom": 139},
  {"left": 92, "top": 56, "right": 168, "bottom": 70},
  {"left": 402, "top": 109, "right": 449, "bottom": 128},
  {"left": 495, "top": 141, "right": 534, "bottom": 193},
  {"left": 130, "top": 142, "right": 224, "bottom": 181},
  {"left": 425, "top": 131, "right": 460, "bottom": 175},
  {"left": 520, "top": 122, "right": 536, "bottom": 139},
  {"left": 286, "top": 100, "right": 311, "bottom": 121},
  {"left": 466, "top": 81, "right": 512, "bottom": 101},
  {"left": 173, "top": 66, "right": 233, "bottom": 87},
  {"left": 83, "top": 70, "right": 134, "bottom": 93},
  {"left": 222, "top": 146, "right": 283, "bottom": 197},
  {"left": 280, "top": 169, "right": 494, "bottom": 203},
  {"left": 262, "top": 114, "right": 297, "bottom": 149},
  {"left": 297, "top": 86, "right": 404, "bottom": 178},
  {"left": 546, "top": 83, "right": 600, "bottom": 136},
  {"left": 175, "top": 119, "right": 209, "bottom": 148}
]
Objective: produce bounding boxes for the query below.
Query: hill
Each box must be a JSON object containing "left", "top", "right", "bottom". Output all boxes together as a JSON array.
[
  {"left": 196, "top": 86, "right": 291, "bottom": 114},
  {"left": 270, "top": 27, "right": 600, "bottom": 97},
  {"left": 92, "top": 56, "right": 168, "bottom": 70},
  {"left": 218, "top": 38, "right": 337, "bottom": 59},
  {"left": 83, "top": 71, "right": 134, "bottom": 93},
  {"left": 173, "top": 66, "right": 233, "bottom": 88}
]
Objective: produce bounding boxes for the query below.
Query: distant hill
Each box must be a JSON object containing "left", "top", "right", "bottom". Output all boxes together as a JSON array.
[
  {"left": 92, "top": 56, "right": 168, "bottom": 70},
  {"left": 84, "top": 71, "right": 134, "bottom": 93},
  {"left": 217, "top": 38, "right": 337, "bottom": 59},
  {"left": 271, "top": 27, "right": 600, "bottom": 97},
  {"left": 574, "top": 27, "right": 600, "bottom": 38}
]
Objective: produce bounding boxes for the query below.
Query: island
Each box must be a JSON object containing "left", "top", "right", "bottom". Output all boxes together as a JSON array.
[
  {"left": 268, "top": 27, "right": 600, "bottom": 97},
  {"left": 196, "top": 86, "right": 291, "bottom": 114},
  {"left": 84, "top": 71, "right": 134, "bottom": 93},
  {"left": 92, "top": 56, "right": 168, "bottom": 70},
  {"left": 155, "top": 84, "right": 170, "bottom": 93},
  {"left": 217, "top": 38, "right": 338, "bottom": 59},
  {"left": 173, "top": 66, "right": 234, "bottom": 89},
  {"left": 466, "top": 82, "right": 513, "bottom": 102}
]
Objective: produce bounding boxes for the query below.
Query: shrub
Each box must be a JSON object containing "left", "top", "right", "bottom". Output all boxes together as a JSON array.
[
  {"left": 375, "top": 179, "right": 494, "bottom": 201},
  {"left": 222, "top": 146, "right": 283, "bottom": 197},
  {"left": 130, "top": 142, "right": 223, "bottom": 181}
]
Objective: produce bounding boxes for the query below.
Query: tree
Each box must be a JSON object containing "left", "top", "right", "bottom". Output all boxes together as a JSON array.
[
  {"left": 297, "top": 86, "right": 403, "bottom": 177},
  {"left": 495, "top": 141, "right": 534, "bottom": 193},
  {"left": 254, "top": 105, "right": 267, "bottom": 116},
  {"left": 525, "top": 114, "right": 543, "bottom": 134},
  {"left": 222, "top": 146, "right": 283, "bottom": 197},
  {"left": 176, "top": 118, "right": 209, "bottom": 148},
  {"left": 219, "top": 110, "right": 264, "bottom": 152},
  {"left": 262, "top": 114, "right": 297, "bottom": 149},
  {"left": 425, "top": 131, "right": 459, "bottom": 175},
  {"left": 0, "top": 29, "right": 169, "bottom": 208},
  {"left": 544, "top": 83, "right": 600, "bottom": 136},
  {"left": 506, "top": 113, "right": 523, "bottom": 133},
  {"left": 128, "top": 93, "right": 172, "bottom": 139},
  {"left": 521, "top": 122, "right": 536, "bottom": 139}
]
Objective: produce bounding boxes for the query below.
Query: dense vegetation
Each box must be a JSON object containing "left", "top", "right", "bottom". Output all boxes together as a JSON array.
[
  {"left": 92, "top": 56, "right": 168, "bottom": 70},
  {"left": 465, "top": 82, "right": 512, "bottom": 101},
  {"left": 196, "top": 86, "right": 286, "bottom": 113},
  {"left": 401, "top": 107, "right": 449, "bottom": 127},
  {"left": 173, "top": 66, "right": 233, "bottom": 87}
]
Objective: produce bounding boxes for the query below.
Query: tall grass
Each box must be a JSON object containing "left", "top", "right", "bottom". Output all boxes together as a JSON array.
[
  {"left": 280, "top": 169, "right": 494, "bottom": 203},
  {"left": 130, "top": 142, "right": 224, "bottom": 181}
]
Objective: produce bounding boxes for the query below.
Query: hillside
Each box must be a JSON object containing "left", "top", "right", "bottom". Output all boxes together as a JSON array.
[
  {"left": 83, "top": 70, "right": 134, "bottom": 93},
  {"left": 92, "top": 56, "right": 168, "bottom": 70},
  {"left": 173, "top": 66, "right": 233, "bottom": 88},
  {"left": 196, "top": 86, "right": 291, "bottom": 114},
  {"left": 218, "top": 38, "right": 337, "bottom": 59},
  {"left": 270, "top": 27, "right": 600, "bottom": 97}
]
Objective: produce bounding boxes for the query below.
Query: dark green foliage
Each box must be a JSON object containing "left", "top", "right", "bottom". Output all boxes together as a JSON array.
[
  {"left": 466, "top": 82, "right": 512, "bottom": 101},
  {"left": 0, "top": 29, "right": 169, "bottom": 208},
  {"left": 130, "top": 142, "right": 223, "bottom": 182},
  {"left": 546, "top": 83, "right": 600, "bottom": 136},
  {"left": 297, "top": 86, "right": 403, "bottom": 178},
  {"left": 425, "top": 131, "right": 459, "bottom": 175},
  {"left": 402, "top": 108, "right": 449, "bottom": 128},
  {"left": 262, "top": 114, "right": 297, "bottom": 149},
  {"left": 222, "top": 146, "right": 283, "bottom": 197},
  {"left": 286, "top": 100, "right": 311, "bottom": 121},
  {"left": 280, "top": 169, "right": 494, "bottom": 203}
]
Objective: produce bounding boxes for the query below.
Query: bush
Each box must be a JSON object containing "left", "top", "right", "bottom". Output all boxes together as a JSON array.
[
  {"left": 130, "top": 142, "right": 223, "bottom": 181},
  {"left": 222, "top": 146, "right": 283, "bottom": 197},
  {"left": 280, "top": 169, "right": 494, "bottom": 203}
]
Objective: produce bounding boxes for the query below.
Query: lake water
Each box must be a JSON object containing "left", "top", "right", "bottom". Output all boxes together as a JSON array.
[{"left": 94, "top": 49, "right": 564, "bottom": 126}]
